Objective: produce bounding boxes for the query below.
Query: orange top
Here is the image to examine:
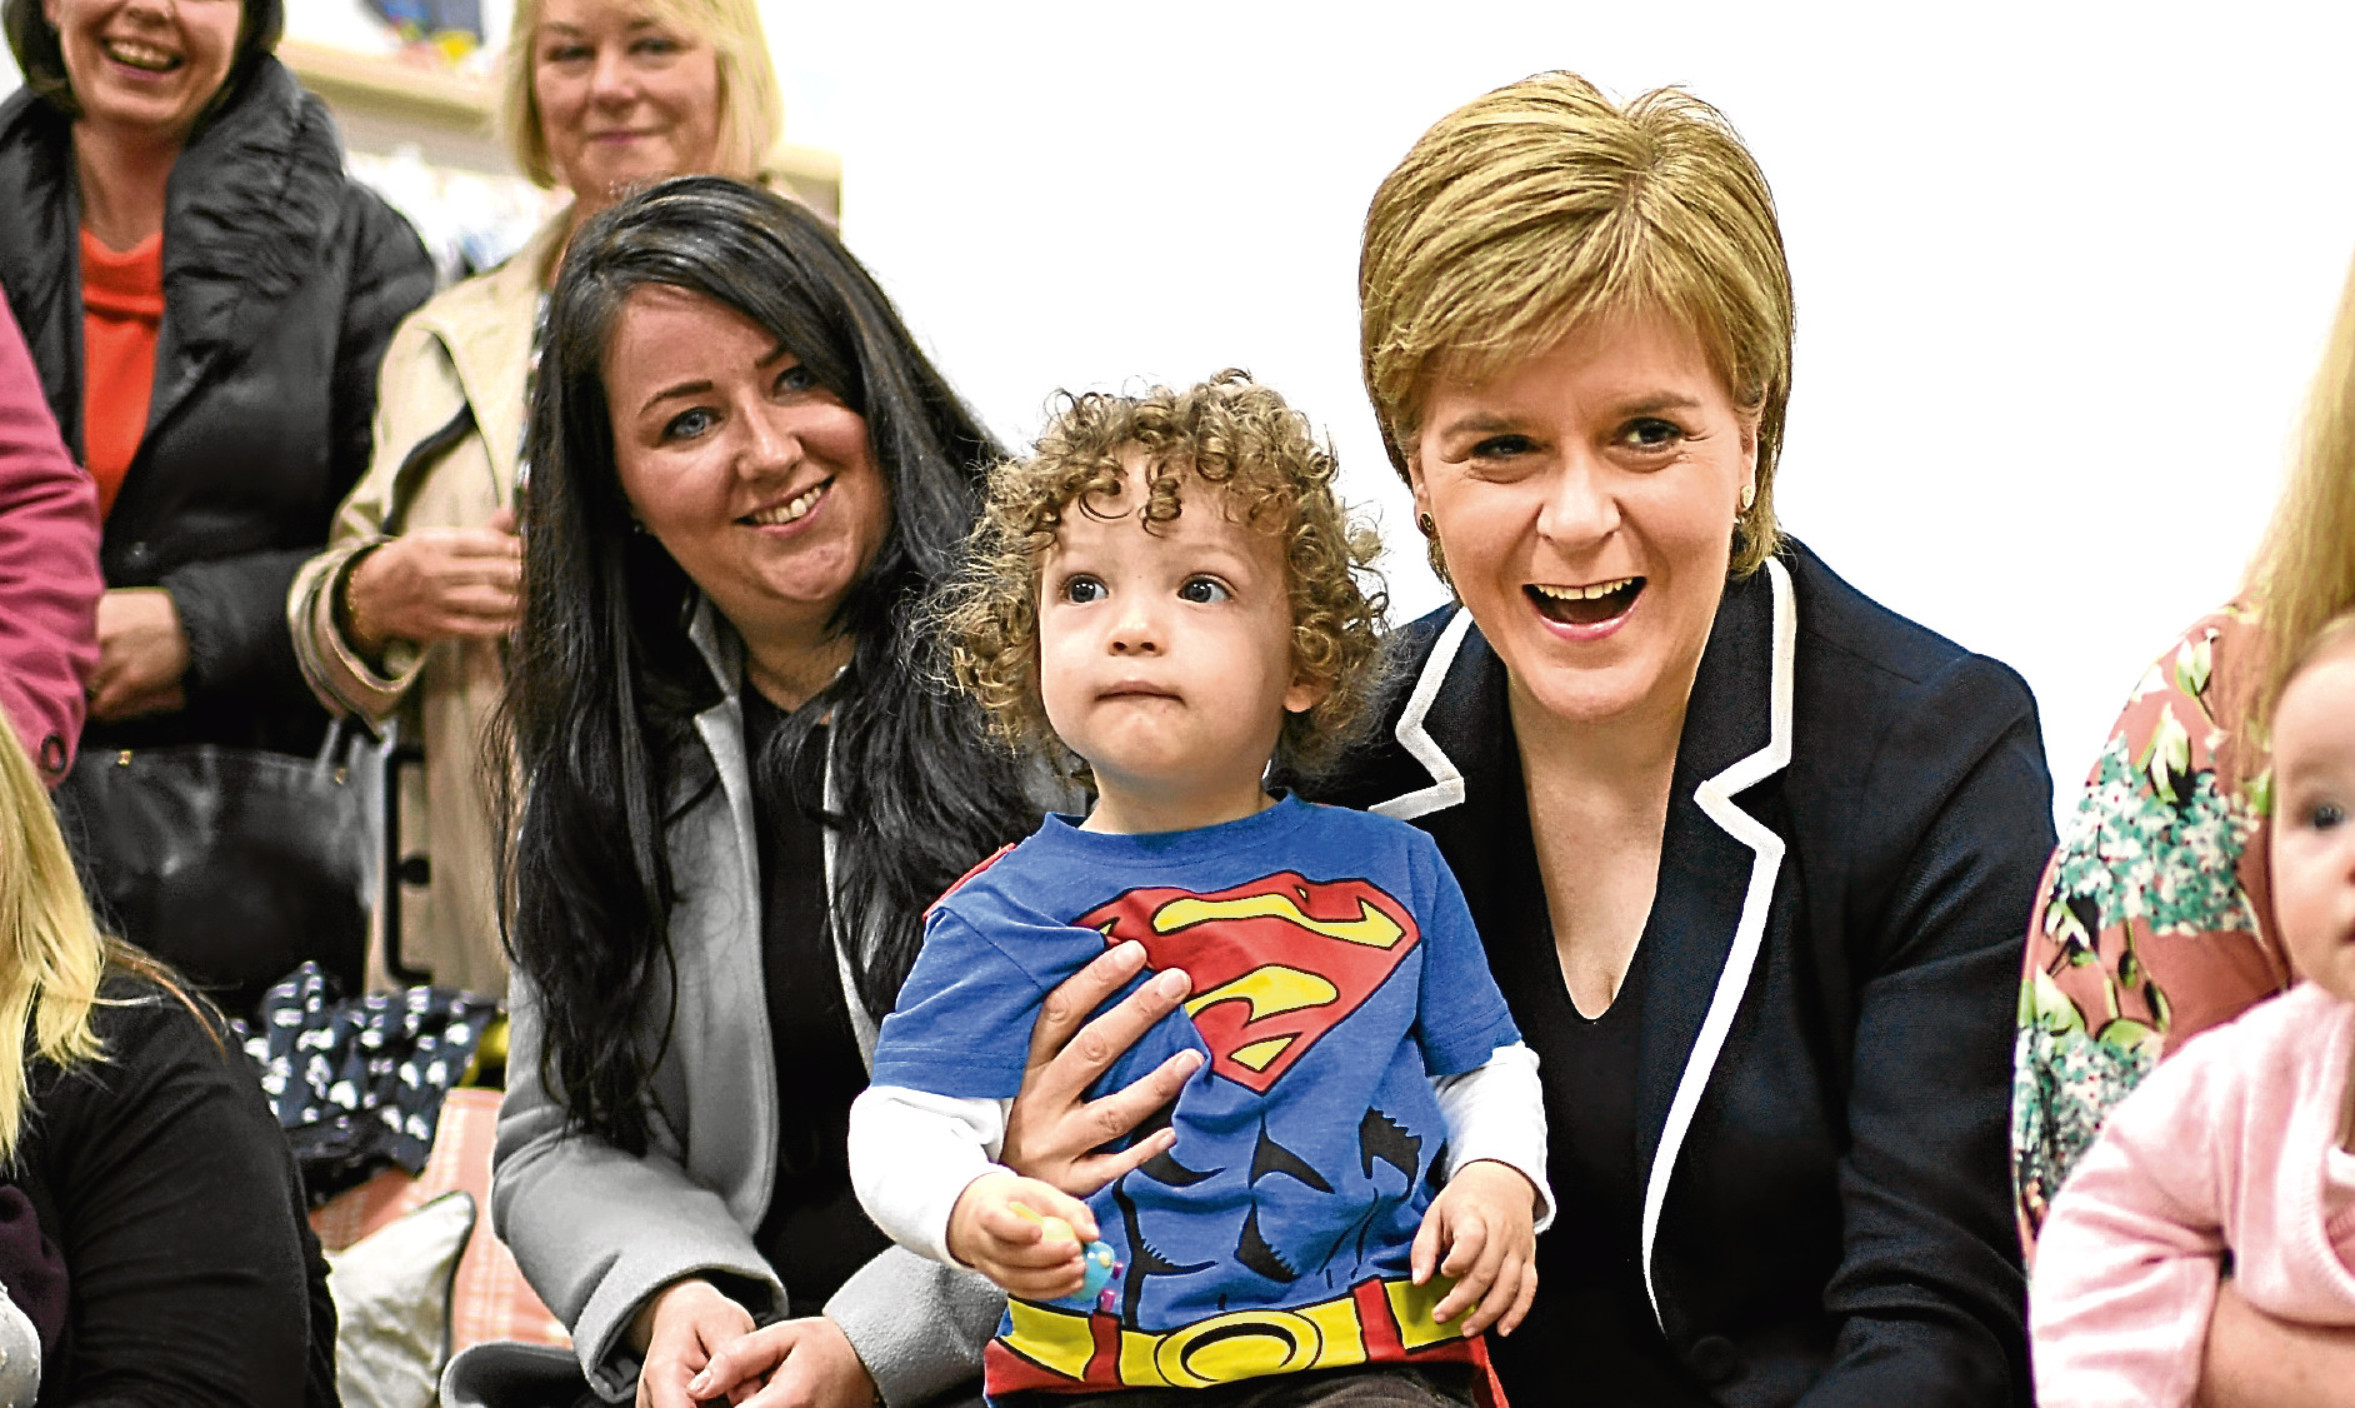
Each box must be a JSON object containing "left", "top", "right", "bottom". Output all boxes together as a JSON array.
[{"left": 79, "top": 227, "right": 165, "bottom": 519}]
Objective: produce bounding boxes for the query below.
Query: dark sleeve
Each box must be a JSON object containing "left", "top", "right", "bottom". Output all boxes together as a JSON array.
[
  {"left": 164, "top": 544, "right": 317, "bottom": 709},
  {"left": 42, "top": 990, "right": 326, "bottom": 1408},
  {"left": 1798, "top": 655, "right": 2050, "bottom": 1408},
  {"left": 324, "top": 188, "right": 433, "bottom": 525},
  {"left": 0, "top": 288, "right": 98, "bottom": 781},
  {"left": 167, "top": 186, "right": 432, "bottom": 712}
]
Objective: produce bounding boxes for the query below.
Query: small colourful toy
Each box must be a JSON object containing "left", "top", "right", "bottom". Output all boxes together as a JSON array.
[{"left": 1013, "top": 1204, "right": 1122, "bottom": 1311}]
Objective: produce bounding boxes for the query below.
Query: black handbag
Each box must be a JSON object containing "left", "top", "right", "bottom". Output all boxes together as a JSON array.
[
  {"left": 52, "top": 721, "right": 378, "bottom": 1019},
  {"left": 53, "top": 401, "right": 486, "bottom": 1015}
]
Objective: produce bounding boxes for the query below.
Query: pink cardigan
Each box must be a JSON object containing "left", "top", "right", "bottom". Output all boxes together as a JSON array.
[
  {"left": 0, "top": 291, "right": 98, "bottom": 784},
  {"left": 2031, "top": 981, "right": 2355, "bottom": 1407}
]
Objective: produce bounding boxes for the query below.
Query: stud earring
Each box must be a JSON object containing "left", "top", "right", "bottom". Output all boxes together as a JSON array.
[
  {"left": 1738, "top": 483, "right": 1756, "bottom": 512},
  {"left": 1416, "top": 512, "right": 1436, "bottom": 538}
]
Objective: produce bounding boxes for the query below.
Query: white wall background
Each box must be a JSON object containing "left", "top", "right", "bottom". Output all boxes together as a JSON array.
[
  {"left": 10, "top": 4, "right": 2353, "bottom": 798},
  {"left": 761, "top": 0, "right": 2355, "bottom": 803}
]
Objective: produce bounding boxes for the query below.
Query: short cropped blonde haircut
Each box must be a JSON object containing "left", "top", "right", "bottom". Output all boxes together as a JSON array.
[
  {"left": 1361, "top": 71, "right": 1794, "bottom": 578},
  {"left": 2254, "top": 252, "right": 2355, "bottom": 727},
  {"left": 501, "top": 0, "right": 783, "bottom": 191},
  {"left": 936, "top": 372, "right": 1387, "bottom": 780}
]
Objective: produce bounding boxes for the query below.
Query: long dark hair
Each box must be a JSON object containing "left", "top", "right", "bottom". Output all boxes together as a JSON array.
[{"left": 498, "top": 177, "right": 1039, "bottom": 1154}]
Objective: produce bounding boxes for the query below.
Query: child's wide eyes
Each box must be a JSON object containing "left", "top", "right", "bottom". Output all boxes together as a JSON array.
[
  {"left": 2309, "top": 800, "right": 2348, "bottom": 831},
  {"left": 1177, "top": 577, "right": 1231, "bottom": 605},
  {"left": 1061, "top": 575, "right": 1107, "bottom": 604}
]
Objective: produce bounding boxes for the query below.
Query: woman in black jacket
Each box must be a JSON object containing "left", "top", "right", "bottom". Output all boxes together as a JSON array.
[
  {"left": 1325, "top": 73, "right": 2047, "bottom": 1406},
  {"left": 1005, "top": 72, "right": 2052, "bottom": 1407},
  {"left": 0, "top": 0, "right": 432, "bottom": 756}
]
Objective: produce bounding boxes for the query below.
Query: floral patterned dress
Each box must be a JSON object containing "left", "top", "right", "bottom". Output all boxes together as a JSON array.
[{"left": 2013, "top": 603, "right": 2295, "bottom": 1249}]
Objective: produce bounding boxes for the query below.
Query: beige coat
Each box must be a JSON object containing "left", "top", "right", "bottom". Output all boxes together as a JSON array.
[{"left": 288, "top": 217, "right": 563, "bottom": 998}]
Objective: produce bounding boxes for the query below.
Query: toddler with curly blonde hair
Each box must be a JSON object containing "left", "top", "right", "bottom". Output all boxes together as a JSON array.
[{"left": 846, "top": 373, "right": 1551, "bottom": 1405}]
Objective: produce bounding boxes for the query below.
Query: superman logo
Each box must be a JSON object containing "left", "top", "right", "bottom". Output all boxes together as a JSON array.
[{"left": 1078, "top": 873, "right": 1419, "bottom": 1093}]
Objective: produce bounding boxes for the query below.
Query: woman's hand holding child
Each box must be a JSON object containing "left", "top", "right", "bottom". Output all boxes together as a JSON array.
[
  {"left": 1414, "top": 1158, "right": 1541, "bottom": 1337},
  {"left": 1001, "top": 941, "right": 1201, "bottom": 1198}
]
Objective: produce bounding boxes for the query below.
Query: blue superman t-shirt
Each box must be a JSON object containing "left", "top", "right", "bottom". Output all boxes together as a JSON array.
[{"left": 872, "top": 794, "right": 1519, "bottom": 1395}]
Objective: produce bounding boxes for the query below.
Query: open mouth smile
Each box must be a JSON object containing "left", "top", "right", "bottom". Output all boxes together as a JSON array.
[
  {"left": 1526, "top": 576, "right": 1644, "bottom": 627},
  {"left": 740, "top": 478, "right": 831, "bottom": 528},
  {"left": 103, "top": 38, "right": 183, "bottom": 73}
]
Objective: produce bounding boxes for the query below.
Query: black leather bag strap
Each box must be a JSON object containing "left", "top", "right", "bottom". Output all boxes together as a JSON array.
[{"left": 379, "top": 398, "right": 479, "bottom": 539}]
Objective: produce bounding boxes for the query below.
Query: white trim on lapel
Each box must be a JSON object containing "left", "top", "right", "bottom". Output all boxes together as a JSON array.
[
  {"left": 1371, "top": 607, "right": 1477, "bottom": 820},
  {"left": 1639, "top": 555, "right": 1796, "bottom": 1328}
]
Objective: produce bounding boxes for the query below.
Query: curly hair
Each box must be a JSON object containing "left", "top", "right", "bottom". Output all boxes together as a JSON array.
[{"left": 937, "top": 372, "right": 1387, "bottom": 781}]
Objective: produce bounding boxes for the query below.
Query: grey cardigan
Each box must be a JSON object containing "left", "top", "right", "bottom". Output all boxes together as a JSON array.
[{"left": 444, "top": 602, "right": 1002, "bottom": 1405}]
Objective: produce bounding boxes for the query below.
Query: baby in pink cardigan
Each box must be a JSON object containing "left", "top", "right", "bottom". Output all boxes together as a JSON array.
[{"left": 2031, "top": 612, "right": 2355, "bottom": 1408}]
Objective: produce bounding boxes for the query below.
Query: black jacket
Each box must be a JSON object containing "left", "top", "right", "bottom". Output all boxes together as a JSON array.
[
  {"left": 1306, "top": 541, "right": 2049, "bottom": 1407},
  {"left": 0, "top": 57, "right": 433, "bottom": 755}
]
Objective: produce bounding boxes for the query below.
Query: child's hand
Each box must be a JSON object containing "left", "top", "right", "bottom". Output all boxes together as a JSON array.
[
  {"left": 1412, "top": 1158, "right": 1539, "bottom": 1337},
  {"left": 946, "top": 1172, "right": 1100, "bottom": 1301}
]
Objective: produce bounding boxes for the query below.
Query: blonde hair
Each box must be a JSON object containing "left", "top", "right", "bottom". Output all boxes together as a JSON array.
[
  {"left": 935, "top": 372, "right": 1388, "bottom": 780},
  {"left": 2255, "top": 252, "right": 2355, "bottom": 725},
  {"left": 2278, "top": 607, "right": 2355, "bottom": 708},
  {"left": 1361, "top": 70, "right": 1793, "bottom": 578},
  {"left": 501, "top": 0, "right": 784, "bottom": 191},
  {"left": 0, "top": 727, "right": 107, "bottom": 1162}
]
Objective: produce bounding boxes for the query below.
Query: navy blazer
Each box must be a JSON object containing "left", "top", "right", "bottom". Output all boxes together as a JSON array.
[{"left": 1304, "top": 541, "right": 2048, "bottom": 1407}]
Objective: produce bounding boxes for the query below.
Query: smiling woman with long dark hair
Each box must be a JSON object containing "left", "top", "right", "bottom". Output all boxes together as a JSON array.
[{"left": 449, "top": 177, "right": 1042, "bottom": 1408}]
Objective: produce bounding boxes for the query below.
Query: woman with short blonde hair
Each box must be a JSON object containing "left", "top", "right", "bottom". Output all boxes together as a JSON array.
[
  {"left": 1019, "top": 70, "right": 2049, "bottom": 1405},
  {"left": 1360, "top": 75, "right": 1792, "bottom": 579},
  {"left": 1337, "top": 70, "right": 2046, "bottom": 1402}
]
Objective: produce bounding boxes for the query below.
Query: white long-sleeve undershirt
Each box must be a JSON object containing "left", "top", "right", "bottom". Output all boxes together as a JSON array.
[{"left": 847, "top": 1041, "right": 1552, "bottom": 1268}]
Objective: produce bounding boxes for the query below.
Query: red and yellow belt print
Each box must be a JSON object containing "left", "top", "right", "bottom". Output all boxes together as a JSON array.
[{"left": 983, "top": 1274, "right": 1489, "bottom": 1394}]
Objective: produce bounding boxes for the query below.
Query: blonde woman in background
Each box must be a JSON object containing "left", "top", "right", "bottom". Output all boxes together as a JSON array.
[
  {"left": 0, "top": 716, "right": 332, "bottom": 1404},
  {"left": 288, "top": 0, "right": 786, "bottom": 996},
  {"left": 2015, "top": 251, "right": 2355, "bottom": 1406}
]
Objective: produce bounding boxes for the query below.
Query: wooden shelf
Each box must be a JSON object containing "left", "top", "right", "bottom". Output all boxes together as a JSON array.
[{"left": 280, "top": 37, "right": 493, "bottom": 133}]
